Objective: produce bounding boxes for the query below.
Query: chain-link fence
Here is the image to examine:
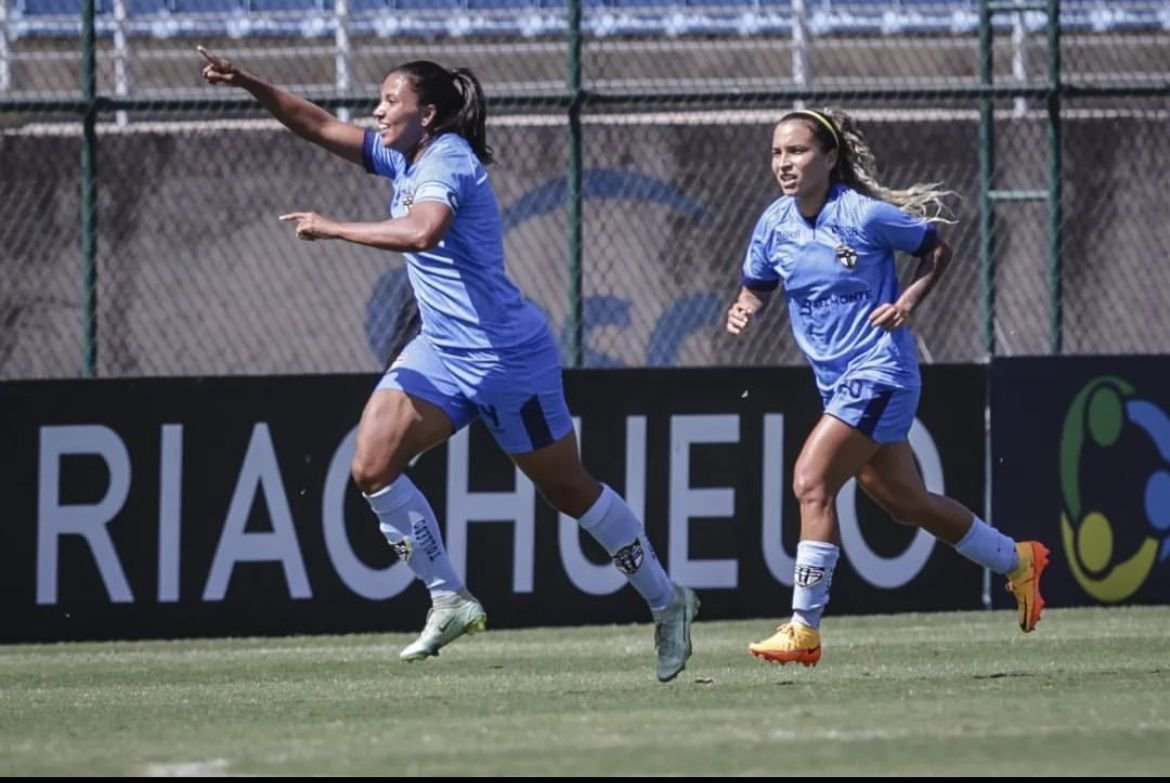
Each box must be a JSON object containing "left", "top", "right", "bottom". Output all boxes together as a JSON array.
[{"left": 1, "top": 0, "right": 1167, "bottom": 378}]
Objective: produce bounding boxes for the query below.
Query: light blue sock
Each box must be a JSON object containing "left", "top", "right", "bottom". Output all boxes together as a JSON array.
[
  {"left": 578, "top": 484, "right": 675, "bottom": 612},
  {"left": 954, "top": 516, "right": 1018, "bottom": 574},
  {"left": 365, "top": 476, "right": 463, "bottom": 598},
  {"left": 791, "top": 540, "right": 840, "bottom": 630}
]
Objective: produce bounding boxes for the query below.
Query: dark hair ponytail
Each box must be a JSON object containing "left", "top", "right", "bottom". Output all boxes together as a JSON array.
[
  {"left": 447, "top": 68, "right": 492, "bottom": 165},
  {"left": 391, "top": 61, "right": 494, "bottom": 165}
]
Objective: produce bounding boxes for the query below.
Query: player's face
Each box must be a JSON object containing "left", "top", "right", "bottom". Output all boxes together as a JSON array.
[
  {"left": 373, "top": 73, "right": 429, "bottom": 153},
  {"left": 771, "top": 120, "right": 837, "bottom": 200}
]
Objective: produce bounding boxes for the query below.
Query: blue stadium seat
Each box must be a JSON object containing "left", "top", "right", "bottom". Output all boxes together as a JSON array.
[
  {"left": 128, "top": 0, "right": 172, "bottom": 13},
  {"left": 607, "top": 0, "right": 680, "bottom": 8},
  {"left": 686, "top": 0, "right": 758, "bottom": 7},
  {"left": 535, "top": 0, "right": 602, "bottom": 8},
  {"left": 20, "top": 0, "right": 111, "bottom": 14},
  {"left": 827, "top": 0, "right": 908, "bottom": 5},
  {"left": 466, "top": 0, "right": 538, "bottom": 10},
  {"left": 349, "top": 0, "right": 389, "bottom": 9},
  {"left": 168, "top": 0, "right": 246, "bottom": 12},
  {"left": 249, "top": 0, "right": 330, "bottom": 11},
  {"left": 391, "top": 0, "right": 463, "bottom": 10}
]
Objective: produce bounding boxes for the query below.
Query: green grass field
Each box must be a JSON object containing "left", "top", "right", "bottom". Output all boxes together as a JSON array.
[{"left": 2, "top": 606, "right": 1168, "bottom": 776}]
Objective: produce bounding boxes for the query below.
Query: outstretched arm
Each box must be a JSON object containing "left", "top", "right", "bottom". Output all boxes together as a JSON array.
[
  {"left": 279, "top": 201, "right": 455, "bottom": 253},
  {"left": 198, "top": 45, "right": 365, "bottom": 167},
  {"left": 869, "top": 239, "right": 953, "bottom": 331}
]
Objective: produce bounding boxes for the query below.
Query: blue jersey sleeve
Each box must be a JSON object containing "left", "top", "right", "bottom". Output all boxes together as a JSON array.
[
  {"left": 362, "top": 129, "right": 406, "bottom": 180},
  {"left": 411, "top": 149, "right": 468, "bottom": 213},
  {"left": 740, "top": 212, "right": 780, "bottom": 292},
  {"left": 863, "top": 201, "right": 939, "bottom": 257}
]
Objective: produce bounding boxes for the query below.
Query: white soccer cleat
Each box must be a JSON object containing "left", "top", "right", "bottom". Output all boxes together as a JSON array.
[
  {"left": 652, "top": 584, "right": 700, "bottom": 682},
  {"left": 399, "top": 590, "right": 488, "bottom": 662}
]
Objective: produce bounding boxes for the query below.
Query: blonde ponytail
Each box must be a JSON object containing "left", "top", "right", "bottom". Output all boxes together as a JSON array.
[{"left": 781, "top": 107, "right": 957, "bottom": 224}]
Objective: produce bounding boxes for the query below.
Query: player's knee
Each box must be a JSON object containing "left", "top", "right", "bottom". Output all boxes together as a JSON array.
[
  {"left": 792, "top": 467, "right": 833, "bottom": 509},
  {"left": 350, "top": 452, "right": 399, "bottom": 495}
]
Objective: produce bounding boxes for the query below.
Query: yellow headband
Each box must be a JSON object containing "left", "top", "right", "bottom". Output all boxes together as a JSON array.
[{"left": 787, "top": 109, "right": 839, "bottom": 149}]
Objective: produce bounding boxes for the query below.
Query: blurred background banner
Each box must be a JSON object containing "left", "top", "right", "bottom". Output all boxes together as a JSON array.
[
  {"left": 0, "top": 365, "right": 984, "bottom": 643},
  {"left": 991, "top": 355, "right": 1170, "bottom": 610},
  {"left": 2, "top": 0, "right": 1168, "bottom": 379}
]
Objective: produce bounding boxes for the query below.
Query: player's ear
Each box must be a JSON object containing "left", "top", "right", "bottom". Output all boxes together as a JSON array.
[{"left": 421, "top": 104, "right": 437, "bottom": 129}]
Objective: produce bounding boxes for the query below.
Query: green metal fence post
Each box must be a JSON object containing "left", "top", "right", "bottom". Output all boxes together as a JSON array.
[
  {"left": 1047, "top": 0, "right": 1063, "bottom": 355},
  {"left": 983, "top": 0, "right": 1060, "bottom": 360},
  {"left": 978, "top": 1, "right": 995, "bottom": 612},
  {"left": 978, "top": 0, "right": 1062, "bottom": 610},
  {"left": 566, "top": 0, "right": 583, "bottom": 368},
  {"left": 81, "top": 0, "right": 98, "bottom": 378},
  {"left": 978, "top": 0, "right": 996, "bottom": 358}
]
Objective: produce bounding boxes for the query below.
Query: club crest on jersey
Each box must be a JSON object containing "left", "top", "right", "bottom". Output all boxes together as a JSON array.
[
  {"left": 400, "top": 188, "right": 415, "bottom": 209},
  {"left": 835, "top": 243, "right": 859, "bottom": 269}
]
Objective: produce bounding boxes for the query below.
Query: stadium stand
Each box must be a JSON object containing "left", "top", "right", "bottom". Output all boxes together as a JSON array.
[{"left": 3, "top": 0, "right": 1167, "bottom": 40}]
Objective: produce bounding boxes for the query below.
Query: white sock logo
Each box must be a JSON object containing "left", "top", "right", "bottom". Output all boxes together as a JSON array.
[
  {"left": 391, "top": 537, "right": 413, "bottom": 564},
  {"left": 612, "top": 540, "right": 645, "bottom": 575},
  {"left": 794, "top": 564, "right": 826, "bottom": 588}
]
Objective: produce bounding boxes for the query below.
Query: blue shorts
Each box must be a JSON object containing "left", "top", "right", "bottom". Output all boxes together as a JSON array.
[
  {"left": 821, "top": 378, "right": 920, "bottom": 444},
  {"left": 375, "top": 333, "right": 573, "bottom": 454}
]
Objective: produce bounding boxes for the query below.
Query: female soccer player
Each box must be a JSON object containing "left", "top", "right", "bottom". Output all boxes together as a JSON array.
[
  {"left": 198, "top": 47, "right": 697, "bottom": 682},
  {"left": 726, "top": 108, "right": 1048, "bottom": 667}
]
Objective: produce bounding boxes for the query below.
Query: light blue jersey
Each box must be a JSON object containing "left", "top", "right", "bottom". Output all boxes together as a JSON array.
[
  {"left": 363, "top": 130, "right": 571, "bottom": 453},
  {"left": 741, "top": 183, "right": 938, "bottom": 400},
  {"left": 362, "top": 130, "right": 547, "bottom": 351}
]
